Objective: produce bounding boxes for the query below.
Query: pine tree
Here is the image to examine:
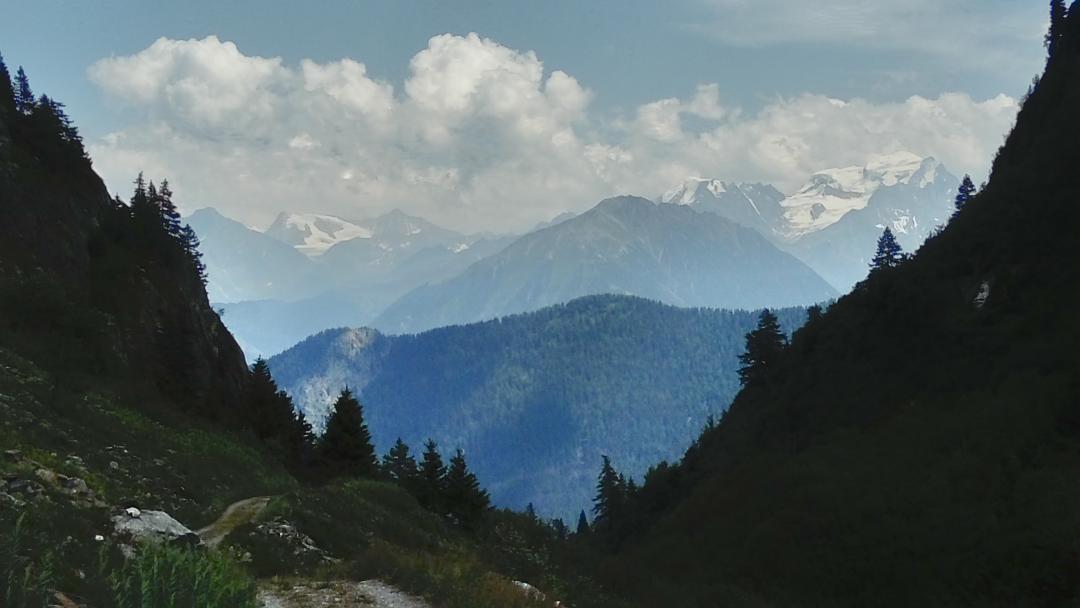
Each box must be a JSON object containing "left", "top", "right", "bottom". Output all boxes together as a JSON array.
[
  {"left": 382, "top": 438, "right": 419, "bottom": 488},
  {"left": 525, "top": 502, "right": 537, "bottom": 520},
  {"left": 241, "top": 359, "right": 313, "bottom": 468},
  {"left": 870, "top": 227, "right": 905, "bottom": 270},
  {"left": 14, "top": 66, "right": 32, "bottom": 115},
  {"left": 954, "top": 175, "right": 976, "bottom": 212},
  {"left": 1048, "top": 0, "right": 1068, "bottom": 58},
  {"left": 552, "top": 517, "right": 568, "bottom": 540},
  {"left": 737, "top": 310, "right": 786, "bottom": 387},
  {"left": 319, "top": 387, "right": 378, "bottom": 478},
  {"left": 157, "top": 179, "right": 183, "bottom": 240},
  {"left": 575, "top": 510, "right": 590, "bottom": 536},
  {"left": 444, "top": 449, "right": 490, "bottom": 526},
  {"left": 592, "top": 455, "right": 626, "bottom": 529},
  {"left": 179, "top": 224, "right": 207, "bottom": 285},
  {"left": 0, "top": 52, "right": 15, "bottom": 115},
  {"left": 417, "top": 439, "right": 446, "bottom": 510}
]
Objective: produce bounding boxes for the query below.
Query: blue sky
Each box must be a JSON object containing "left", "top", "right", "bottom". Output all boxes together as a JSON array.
[{"left": 0, "top": 1, "right": 1049, "bottom": 230}]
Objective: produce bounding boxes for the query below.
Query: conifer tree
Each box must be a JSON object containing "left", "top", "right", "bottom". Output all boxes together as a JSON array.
[
  {"left": 592, "top": 456, "right": 626, "bottom": 529},
  {"left": 241, "top": 359, "right": 313, "bottom": 468},
  {"left": 444, "top": 449, "right": 490, "bottom": 526},
  {"left": 0, "top": 53, "right": 15, "bottom": 115},
  {"left": 576, "top": 510, "right": 590, "bottom": 536},
  {"left": 14, "top": 66, "right": 32, "bottom": 114},
  {"left": 552, "top": 518, "right": 568, "bottom": 540},
  {"left": 382, "top": 438, "right": 419, "bottom": 488},
  {"left": 870, "top": 227, "right": 905, "bottom": 270},
  {"left": 179, "top": 224, "right": 207, "bottom": 285},
  {"left": 319, "top": 388, "right": 378, "bottom": 478},
  {"left": 954, "top": 175, "right": 976, "bottom": 212},
  {"left": 1049, "top": 0, "right": 1068, "bottom": 58},
  {"left": 157, "top": 179, "right": 183, "bottom": 240},
  {"left": 737, "top": 310, "right": 786, "bottom": 387},
  {"left": 417, "top": 439, "right": 446, "bottom": 510},
  {"left": 525, "top": 502, "right": 537, "bottom": 521}
]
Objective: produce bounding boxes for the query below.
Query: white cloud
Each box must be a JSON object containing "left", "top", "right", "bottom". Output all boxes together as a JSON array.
[{"left": 87, "top": 35, "right": 1019, "bottom": 232}]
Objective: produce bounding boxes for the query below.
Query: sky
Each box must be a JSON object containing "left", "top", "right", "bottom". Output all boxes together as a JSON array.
[{"left": 1, "top": 1, "right": 1048, "bottom": 232}]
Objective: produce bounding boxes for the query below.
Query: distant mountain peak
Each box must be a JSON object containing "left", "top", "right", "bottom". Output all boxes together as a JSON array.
[{"left": 265, "top": 212, "right": 372, "bottom": 256}]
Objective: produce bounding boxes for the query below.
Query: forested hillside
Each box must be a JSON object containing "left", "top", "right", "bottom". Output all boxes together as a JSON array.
[
  {"left": 270, "top": 295, "right": 807, "bottom": 518},
  {"left": 588, "top": 7, "right": 1080, "bottom": 606}
]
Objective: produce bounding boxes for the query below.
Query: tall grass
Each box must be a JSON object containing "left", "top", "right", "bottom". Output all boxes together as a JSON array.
[
  {"left": 1, "top": 514, "right": 54, "bottom": 608},
  {"left": 107, "top": 544, "right": 257, "bottom": 608}
]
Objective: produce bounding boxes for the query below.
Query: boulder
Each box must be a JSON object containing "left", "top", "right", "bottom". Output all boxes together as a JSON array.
[{"left": 111, "top": 507, "right": 200, "bottom": 547}]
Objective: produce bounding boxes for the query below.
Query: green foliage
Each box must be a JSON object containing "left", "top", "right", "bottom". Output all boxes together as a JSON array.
[
  {"left": 1, "top": 515, "right": 54, "bottom": 608},
  {"left": 104, "top": 544, "right": 256, "bottom": 608},
  {"left": 443, "top": 449, "right": 490, "bottom": 527},
  {"left": 318, "top": 388, "right": 378, "bottom": 478}
]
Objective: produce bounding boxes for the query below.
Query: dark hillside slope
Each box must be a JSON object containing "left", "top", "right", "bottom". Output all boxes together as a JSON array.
[
  {"left": 0, "top": 88, "right": 246, "bottom": 414},
  {"left": 601, "top": 10, "right": 1080, "bottom": 607}
]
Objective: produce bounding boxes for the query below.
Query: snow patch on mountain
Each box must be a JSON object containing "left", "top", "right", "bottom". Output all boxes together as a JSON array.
[
  {"left": 265, "top": 212, "right": 371, "bottom": 256},
  {"left": 780, "top": 152, "right": 941, "bottom": 238}
]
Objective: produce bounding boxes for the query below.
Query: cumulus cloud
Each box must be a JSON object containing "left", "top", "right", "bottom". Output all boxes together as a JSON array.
[{"left": 86, "top": 34, "right": 1018, "bottom": 232}]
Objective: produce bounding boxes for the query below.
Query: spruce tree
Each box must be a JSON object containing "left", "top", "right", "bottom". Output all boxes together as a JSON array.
[
  {"left": 1049, "top": 0, "right": 1068, "bottom": 58},
  {"left": 242, "top": 359, "right": 313, "bottom": 468},
  {"left": 14, "top": 66, "right": 33, "bottom": 114},
  {"left": 954, "top": 175, "right": 976, "bottom": 212},
  {"left": 576, "top": 510, "right": 590, "bottom": 536},
  {"left": 870, "top": 227, "right": 905, "bottom": 270},
  {"left": 0, "top": 52, "right": 15, "bottom": 115},
  {"left": 552, "top": 518, "right": 568, "bottom": 540},
  {"left": 592, "top": 455, "right": 626, "bottom": 529},
  {"left": 319, "top": 388, "right": 378, "bottom": 478},
  {"left": 525, "top": 502, "right": 537, "bottom": 520},
  {"left": 737, "top": 310, "right": 786, "bottom": 387},
  {"left": 157, "top": 179, "right": 183, "bottom": 240},
  {"left": 444, "top": 449, "right": 490, "bottom": 526},
  {"left": 179, "top": 224, "right": 207, "bottom": 285},
  {"left": 417, "top": 439, "right": 446, "bottom": 510},
  {"left": 382, "top": 438, "right": 419, "bottom": 487}
]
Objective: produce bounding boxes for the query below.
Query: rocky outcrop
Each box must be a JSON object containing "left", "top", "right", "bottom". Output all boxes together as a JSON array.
[{"left": 111, "top": 507, "right": 200, "bottom": 548}]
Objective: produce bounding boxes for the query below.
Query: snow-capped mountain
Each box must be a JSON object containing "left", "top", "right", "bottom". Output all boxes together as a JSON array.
[
  {"left": 664, "top": 152, "right": 957, "bottom": 291},
  {"left": 264, "top": 212, "right": 371, "bottom": 256},
  {"left": 660, "top": 179, "right": 786, "bottom": 236},
  {"left": 779, "top": 152, "right": 944, "bottom": 239}
]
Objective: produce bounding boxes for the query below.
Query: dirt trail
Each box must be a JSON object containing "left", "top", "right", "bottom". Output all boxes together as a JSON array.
[
  {"left": 257, "top": 580, "right": 431, "bottom": 608},
  {"left": 196, "top": 495, "right": 272, "bottom": 547}
]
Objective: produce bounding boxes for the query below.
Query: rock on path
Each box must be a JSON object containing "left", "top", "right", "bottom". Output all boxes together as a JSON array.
[{"left": 258, "top": 580, "right": 431, "bottom": 608}]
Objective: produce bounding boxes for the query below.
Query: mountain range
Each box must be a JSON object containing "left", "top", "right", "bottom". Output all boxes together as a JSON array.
[
  {"left": 374, "top": 196, "right": 835, "bottom": 333},
  {"left": 268, "top": 295, "right": 808, "bottom": 518},
  {"left": 663, "top": 152, "right": 957, "bottom": 290}
]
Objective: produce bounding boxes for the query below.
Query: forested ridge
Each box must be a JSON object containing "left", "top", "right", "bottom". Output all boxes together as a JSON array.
[
  {"left": 580, "top": 4, "right": 1080, "bottom": 606},
  {"left": 270, "top": 295, "right": 808, "bottom": 518}
]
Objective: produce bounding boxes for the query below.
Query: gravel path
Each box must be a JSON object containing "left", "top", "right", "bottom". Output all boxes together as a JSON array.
[
  {"left": 258, "top": 580, "right": 431, "bottom": 608},
  {"left": 196, "top": 495, "right": 272, "bottom": 547}
]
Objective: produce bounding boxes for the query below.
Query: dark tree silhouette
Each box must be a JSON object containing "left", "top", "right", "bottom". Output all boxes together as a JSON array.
[
  {"left": 382, "top": 438, "right": 419, "bottom": 488},
  {"left": 319, "top": 387, "right": 378, "bottom": 478},
  {"left": 737, "top": 309, "right": 786, "bottom": 387},
  {"left": 870, "top": 227, "right": 905, "bottom": 270},
  {"left": 14, "top": 66, "right": 32, "bottom": 114},
  {"left": 576, "top": 510, "right": 590, "bottom": 536},
  {"left": 242, "top": 358, "right": 313, "bottom": 468},
  {"left": 592, "top": 455, "right": 626, "bottom": 531},
  {"left": 444, "top": 448, "right": 490, "bottom": 526},
  {"left": 1049, "top": 0, "right": 1068, "bottom": 58},
  {"left": 417, "top": 439, "right": 446, "bottom": 510},
  {"left": 954, "top": 175, "right": 976, "bottom": 212},
  {"left": 0, "top": 53, "right": 15, "bottom": 115}
]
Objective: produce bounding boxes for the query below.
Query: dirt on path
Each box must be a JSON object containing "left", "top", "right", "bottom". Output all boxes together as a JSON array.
[
  {"left": 197, "top": 495, "right": 272, "bottom": 547},
  {"left": 257, "top": 580, "right": 431, "bottom": 608}
]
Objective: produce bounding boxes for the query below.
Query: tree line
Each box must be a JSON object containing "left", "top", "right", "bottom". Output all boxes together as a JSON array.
[{"left": 240, "top": 358, "right": 492, "bottom": 527}]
